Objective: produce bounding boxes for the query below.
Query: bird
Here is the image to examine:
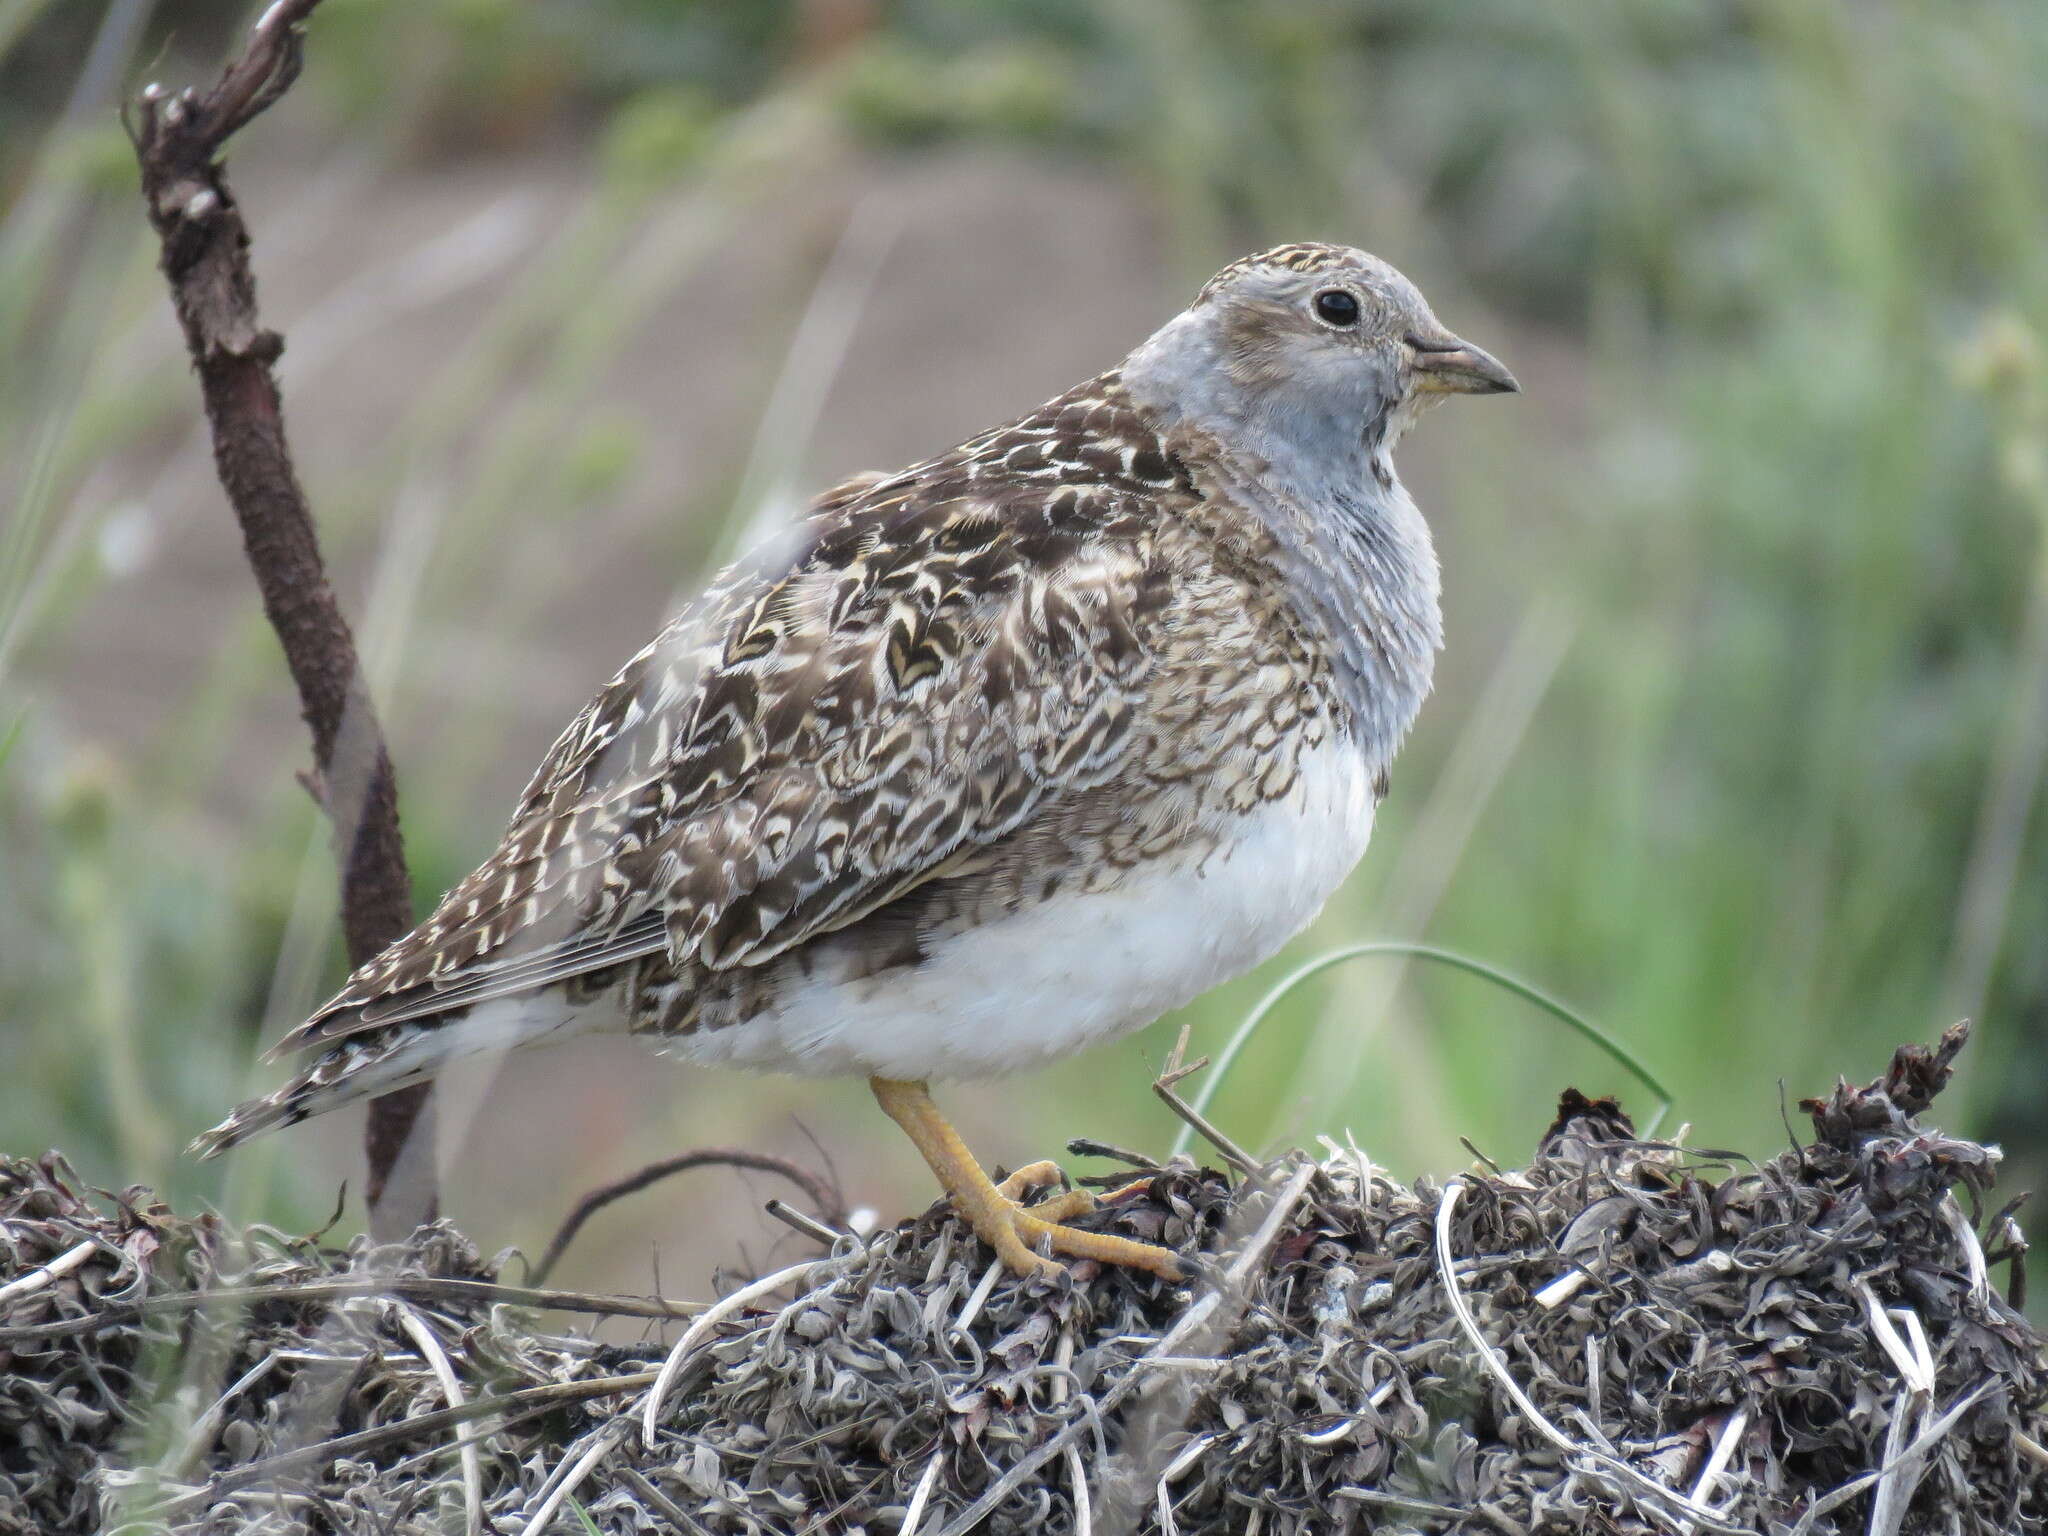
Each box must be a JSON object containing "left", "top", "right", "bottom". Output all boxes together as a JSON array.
[{"left": 195, "top": 242, "right": 1516, "bottom": 1283}]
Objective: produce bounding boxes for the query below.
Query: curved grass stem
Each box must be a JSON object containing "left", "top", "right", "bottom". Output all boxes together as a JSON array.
[{"left": 1168, "top": 942, "right": 1674, "bottom": 1161}]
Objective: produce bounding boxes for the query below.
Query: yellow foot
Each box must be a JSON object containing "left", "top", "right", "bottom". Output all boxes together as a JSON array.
[
  {"left": 973, "top": 1191, "right": 1185, "bottom": 1282},
  {"left": 870, "top": 1079, "right": 1185, "bottom": 1283},
  {"left": 993, "top": 1160, "right": 1098, "bottom": 1223},
  {"left": 980, "top": 1158, "right": 1181, "bottom": 1278}
]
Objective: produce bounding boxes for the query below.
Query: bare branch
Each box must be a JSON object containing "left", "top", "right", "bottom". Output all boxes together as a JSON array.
[
  {"left": 127, "top": 0, "right": 432, "bottom": 1232},
  {"left": 531, "top": 1148, "right": 849, "bottom": 1285},
  {"left": 1151, "top": 1024, "right": 1261, "bottom": 1179}
]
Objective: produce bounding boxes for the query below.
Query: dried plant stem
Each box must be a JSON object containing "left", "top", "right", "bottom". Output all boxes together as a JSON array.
[
  {"left": 148, "top": 1370, "right": 661, "bottom": 1523},
  {"left": 763, "top": 1198, "right": 845, "bottom": 1247},
  {"left": 1679, "top": 1407, "right": 1748, "bottom": 1534},
  {"left": 899, "top": 1452, "right": 945, "bottom": 1536},
  {"left": 1153, "top": 1025, "right": 1261, "bottom": 1178},
  {"left": 125, "top": 0, "right": 430, "bottom": 1233},
  {"left": 1787, "top": 1384, "right": 1994, "bottom": 1536},
  {"left": 390, "top": 1300, "right": 484, "bottom": 1536},
  {"left": 530, "top": 1147, "right": 845, "bottom": 1286},
  {"left": 521, "top": 1419, "right": 631, "bottom": 1536},
  {"left": 614, "top": 1467, "right": 716, "bottom": 1536},
  {"left": 0, "top": 1275, "right": 699, "bottom": 1345},
  {"left": 0, "top": 1237, "right": 95, "bottom": 1305},
  {"left": 166, "top": 1354, "right": 278, "bottom": 1479}
]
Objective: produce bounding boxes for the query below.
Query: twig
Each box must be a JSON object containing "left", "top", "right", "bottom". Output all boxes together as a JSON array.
[
  {"left": 2000, "top": 1213, "right": 2030, "bottom": 1310},
  {"left": 147, "top": 1369, "right": 661, "bottom": 1522},
  {"left": 763, "top": 1198, "right": 845, "bottom": 1248},
  {"left": 1154, "top": 1432, "right": 1217, "bottom": 1536},
  {"left": 530, "top": 1147, "right": 845, "bottom": 1285},
  {"left": 899, "top": 1451, "right": 944, "bottom": 1536},
  {"left": 1064, "top": 1443, "right": 1093, "bottom": 1536},
  {"left": 1532, "top": 1261, "right": 1598, "bottom": 1310},
  {"left": 1866, "top": 1386, "right": 1921, "bottom": 1536},
  {"left": 1460, "top": 1135, "right": 1504, "bottom": 1174},
  {"left": 1065, "top": 1137, "right": 1165, "bottom": 1171},
  {"left": 1944, "top": 1194, "right": 1992, "bottom": 1305},
  {"left": 1219, "top": 1159, "right": 1318, "bottom": 1292},
  {"left": 520, "top": 1418, "right": 630, "bottom": 1536},
  {"left": 2016, "top": 1430, "right": 2048, "bottom": 1471},
  {"left": 0, "top": 1274, "right": 699, "bottom": 1344},
  {"left": 1153, "top": 1025, "right": 1262, "bottom": 1179},
  {"left": 0, "top": 1237, "right": 97, "bottom": 1307},
  {"left": 1332, "top": 1487, "right": 1470, "bottom": 1519},
  {"left": 952, "top": 1257, "right": 1005, "bottom": 1337},
  {"left": 167, "top": 1354, "right": 278, "bottom": 1478},
  {"left": 1680, "top": 1407, "right": 1748, "bottom": 1536},
  {"left": 614, "top": 1466, "right": 716, "bottom": 1536},
  {"left": 1858, "top": 1282, "right": 1936, "bottom": 1398},
  {"left": 127, "top": 0, "right": 430, "bottom": 1232}
]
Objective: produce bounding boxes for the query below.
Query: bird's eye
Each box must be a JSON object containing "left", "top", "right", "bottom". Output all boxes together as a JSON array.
[{"left": 1312, "top": 289, "right": 1361, "bottom": 328}]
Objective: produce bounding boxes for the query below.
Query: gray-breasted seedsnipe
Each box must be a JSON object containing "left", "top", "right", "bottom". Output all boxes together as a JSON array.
[{"left": 197, "top": 243, "right": 1516, "bottom": 1281}]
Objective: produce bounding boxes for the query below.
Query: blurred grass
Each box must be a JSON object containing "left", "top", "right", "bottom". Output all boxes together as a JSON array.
[{"left": 3, "top": 0, "right": 2046, "bottom": 1282}]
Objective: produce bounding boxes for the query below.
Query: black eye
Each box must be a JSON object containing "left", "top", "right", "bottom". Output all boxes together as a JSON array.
[{"left": 1313, "top": 289, "right": 1360, "bottom": 327}]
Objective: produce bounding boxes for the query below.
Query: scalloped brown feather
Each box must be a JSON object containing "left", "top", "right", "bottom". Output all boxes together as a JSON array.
[{"left": 264, "top": 372, "right": 1290, "bottom": 1060}]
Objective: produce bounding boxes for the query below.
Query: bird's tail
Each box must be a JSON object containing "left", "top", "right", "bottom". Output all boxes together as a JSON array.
[
  {"left": 189, "top": 1029, "right": 436, "bottom": 1159},
  {"left": 192, "top": 991, "right": 598, "bottom": 1159}
]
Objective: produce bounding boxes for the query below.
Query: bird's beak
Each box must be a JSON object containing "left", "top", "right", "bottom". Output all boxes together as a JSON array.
[{"left": 1407, "top": 330, "right": 1519, "bottom": 395}]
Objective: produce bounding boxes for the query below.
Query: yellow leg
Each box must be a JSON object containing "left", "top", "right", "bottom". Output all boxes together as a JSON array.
[{"left": 870, "top": 1077, "right": 1183, "bottom": 1281}]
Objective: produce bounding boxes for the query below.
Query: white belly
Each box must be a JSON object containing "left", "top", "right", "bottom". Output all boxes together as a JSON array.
[{"left": 664, "top": 740, "right": 1380, "bottom": 1081}]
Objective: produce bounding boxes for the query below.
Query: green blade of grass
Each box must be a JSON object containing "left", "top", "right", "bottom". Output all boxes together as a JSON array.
[
  {"left": 0, "top": 706, "right": 24, "bottom": 776},
  {"left": 1171, "top": 941, "right": 1674, "bottom": 1161}
]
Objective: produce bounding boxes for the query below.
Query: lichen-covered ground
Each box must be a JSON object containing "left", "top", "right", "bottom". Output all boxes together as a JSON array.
[{"left": 3, "top": 1027, "right": 2041, "bottom": 1535}]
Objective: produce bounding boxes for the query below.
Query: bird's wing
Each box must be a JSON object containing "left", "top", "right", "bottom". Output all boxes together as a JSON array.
[{"left": 272, "top": 400, "right": 1193, "bottom": 1056}]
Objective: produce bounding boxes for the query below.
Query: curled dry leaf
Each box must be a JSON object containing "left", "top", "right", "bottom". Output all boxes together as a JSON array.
[{"left": 2, "top": 1034, "right": 2043, "bottom": 1535}]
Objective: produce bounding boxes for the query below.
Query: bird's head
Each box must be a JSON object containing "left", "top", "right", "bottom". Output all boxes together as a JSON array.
[{"left": 1124, "top": 242, "right": 1516, "bottom": 495}]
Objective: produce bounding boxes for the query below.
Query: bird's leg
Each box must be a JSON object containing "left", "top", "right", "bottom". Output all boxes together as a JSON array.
[{"left": 869, "top": 1077, "right": 1183, "bottom": 1281}]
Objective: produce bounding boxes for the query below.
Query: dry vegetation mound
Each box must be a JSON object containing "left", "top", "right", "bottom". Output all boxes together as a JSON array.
[{"left": 2, "top": 1027, "right": 2042, "bottom": 1535}]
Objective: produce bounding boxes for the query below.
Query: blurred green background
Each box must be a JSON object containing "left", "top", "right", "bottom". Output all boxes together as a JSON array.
[{"left": 3, "top": 0, "right": 2045, "bottom": 1301}]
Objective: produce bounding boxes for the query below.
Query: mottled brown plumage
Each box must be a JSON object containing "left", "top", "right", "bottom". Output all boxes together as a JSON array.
[{"left": 196, "top": 243, "right": 1516, "bottom": 1278}]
